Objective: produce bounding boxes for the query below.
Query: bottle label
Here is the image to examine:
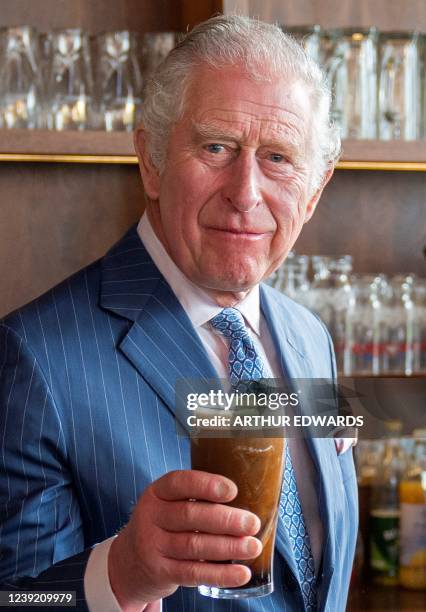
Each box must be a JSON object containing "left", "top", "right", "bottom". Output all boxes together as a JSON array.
[
  {"left": 370, "top": 510, "right": 399, "bottom": 576},
  {"left": 400, "top": 503, "right": 426, "bottom": 567}
]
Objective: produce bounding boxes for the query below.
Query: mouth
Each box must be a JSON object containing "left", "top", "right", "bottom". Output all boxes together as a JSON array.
[{"left": 206, "top": 227, "right": 272, "bottom": 241}]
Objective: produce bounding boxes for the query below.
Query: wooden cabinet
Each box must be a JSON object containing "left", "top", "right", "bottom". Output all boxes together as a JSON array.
[{"left": 0, "top": 0, "right": 425, "bottom": 317}]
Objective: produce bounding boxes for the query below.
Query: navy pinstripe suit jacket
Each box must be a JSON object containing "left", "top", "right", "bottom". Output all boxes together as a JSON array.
[{"left": 0, "top": 226, "right": 358, "bottom": 611}]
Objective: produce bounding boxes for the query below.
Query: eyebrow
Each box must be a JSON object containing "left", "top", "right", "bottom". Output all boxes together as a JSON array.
[
  {"left": 191, "top": 119, "right": 305, "bottom": 158},
  {"left": 192, "top": 121, "right": 240, "bottom": 144}
]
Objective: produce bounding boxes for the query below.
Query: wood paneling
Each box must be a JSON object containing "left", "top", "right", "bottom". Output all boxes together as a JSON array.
[
  {"left": 180, "top": 0, "right": 224, "bottom": 30},
  {"left": 0, "top": 0, "right": 228, "bottom": 35},
  {"left": 341, "top": 140, "right": 426, "bottom": 164},
  {"left": 0, "top": 163, "right": 143, "bottom": 317},
  {"left": 224, "top": 0, "right": 426, "bottom": 31},
  {"left": 294, "top": 170, "right": 426, "bottom": 276},
  {"left": 0, "top": 130, "right": 136, "bottom": 157},
  {"left": 0, "top": 0, "right": 182, "bottom": 34}
]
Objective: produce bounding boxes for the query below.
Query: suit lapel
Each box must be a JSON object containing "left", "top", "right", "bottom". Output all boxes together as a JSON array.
[
  {"left": 260, "top": 285, "right": 337, "bottom": 594},
  {"left": 100, "top": 226, "right": 219, "bottom": 420},
  {"left": 120, "top": 280, "right": 219, "bottom": 415}
]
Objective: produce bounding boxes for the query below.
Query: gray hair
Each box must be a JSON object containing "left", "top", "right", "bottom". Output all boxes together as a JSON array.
[{"left": 141, "top": 14, "right": 340, "bottom": 195}]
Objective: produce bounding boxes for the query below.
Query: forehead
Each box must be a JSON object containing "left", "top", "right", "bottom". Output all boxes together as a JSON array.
[{"left": 182, "top": 65, "right": 312, "bottom": 145}]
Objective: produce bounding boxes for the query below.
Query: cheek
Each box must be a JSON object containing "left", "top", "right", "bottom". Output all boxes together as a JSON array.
[
  {"left": 267, "top": 180, "right": 309, "bottom": 258},
  {"left": 272, "top": 179, "right": 308, "bottom": 229}
]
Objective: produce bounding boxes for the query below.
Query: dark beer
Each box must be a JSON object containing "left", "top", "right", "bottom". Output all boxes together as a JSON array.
[{"left": 191, "top": 436, "right": 284, "bottom": 595}]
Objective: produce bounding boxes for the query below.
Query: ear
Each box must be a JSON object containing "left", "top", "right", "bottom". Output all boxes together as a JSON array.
[
  {"left": 133, "top": 127, "right": 161, "bottom": 200},
  {"left": 304, "top": 166, "right": 334, "bottom": 223}
]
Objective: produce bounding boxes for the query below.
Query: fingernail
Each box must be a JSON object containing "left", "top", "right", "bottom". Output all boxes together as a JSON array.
[
  {"left": 215, "top": 480, "right": 230, "bottom": 498},
  {"left": 235, "top": 566, "right": 251, "bottom": 585},
  {"left": 245, "top": 537, "right": 261, "bottom": 556},
  {"left": 242, "top": 514, "right": 259, "bottom": 533}
]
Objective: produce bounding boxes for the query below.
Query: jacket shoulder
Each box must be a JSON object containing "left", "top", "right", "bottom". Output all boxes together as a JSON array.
[{"left": 0, "top": 259, "right": 102, "bottom": 354}]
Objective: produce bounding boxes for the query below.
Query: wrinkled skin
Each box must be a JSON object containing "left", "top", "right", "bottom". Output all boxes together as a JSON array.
[{"left": 136, "top": 65, "right": 332, "bottom": 306}]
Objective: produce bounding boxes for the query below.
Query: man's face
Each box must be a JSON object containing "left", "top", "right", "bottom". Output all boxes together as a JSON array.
[{"left": 137, "top": 65, "right": 329, "bottom": 293}]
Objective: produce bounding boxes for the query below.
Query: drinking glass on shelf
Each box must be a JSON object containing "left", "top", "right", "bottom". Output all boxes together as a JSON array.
[
  {"left": 93, "top": 31, "right": 142, "bottom": 132},
  {"left": 0, "top": 26, "right": 44, "bottom": 129},
  {"left": 324, "top": 27, "right": 378, "bottom": 139},
  {"left": 413, "top": 278, "right": 426, "bottom": 373},
  {"left": 310, "top": 255, "right": 353, "bottom": 373},
  {"left": 345, "top": 274, "right": 388, "bottom": 376},
  {"left": 45, "top": 29, "right": 93, "bottom": 131},
  {"left": 378, "top": 32, "right": 422, "bottom": 140},
  {"left": 381, "top": 275, "right": 419, "bottom": 376}
]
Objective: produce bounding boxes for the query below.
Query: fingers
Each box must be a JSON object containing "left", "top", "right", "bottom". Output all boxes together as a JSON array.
[
  {"left": 157, "top": 532, "right": 262, "bottom": 561},
  {"left": 152, "top": 470, "right": 238, "bottom": 503},
  {"left": 155, "top": 500, "right": 261, "bottom": 536},
  {"left": 168, "top": 559, "right": 252, "bottom": 589}
]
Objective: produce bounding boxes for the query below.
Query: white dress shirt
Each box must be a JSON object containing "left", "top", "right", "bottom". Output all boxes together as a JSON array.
[{"left": 84, "top": 213, "right": 355, "bottom": 610}]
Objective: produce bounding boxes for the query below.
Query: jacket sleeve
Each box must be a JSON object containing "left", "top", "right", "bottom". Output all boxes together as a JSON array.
[{"left": 0, "top": 323, "right": 90, "bottom": 611}]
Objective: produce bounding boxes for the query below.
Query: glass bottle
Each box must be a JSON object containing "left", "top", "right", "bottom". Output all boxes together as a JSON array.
[
  {"left": 369, "top": 422, "right": 405, "bottom": 585},
  {"left": 356, "top": 439, "right": 384, "bottom": 581},
  {"left": 399, "top": 429, "right": 426, "bottom": 589},
  {"left": 310, "top": 255, "right": 353, "bottom": 373}
]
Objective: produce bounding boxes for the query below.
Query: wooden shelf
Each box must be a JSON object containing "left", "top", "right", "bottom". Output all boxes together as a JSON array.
[
  {"left": 0, "top": 130, "right": 425, "bottom": 170},
  {"left": 0, "top": 130, "right": 137, "bottom": 164},
  {"left": 339, "top": 140, "right": 426, "bottom": 171}
]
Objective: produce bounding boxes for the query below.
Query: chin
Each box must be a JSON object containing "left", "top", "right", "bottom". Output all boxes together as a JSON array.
[{"left": 202, "top": 263, "right": 263, "bottom": 292}]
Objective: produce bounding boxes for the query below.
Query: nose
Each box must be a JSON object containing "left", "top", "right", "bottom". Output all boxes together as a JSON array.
[{"left": 222, "top": 151, "right": 261, "bottom": 213}]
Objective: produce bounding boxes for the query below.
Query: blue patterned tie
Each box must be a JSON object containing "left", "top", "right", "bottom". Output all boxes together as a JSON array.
[
  {"left": 210, "top": 307, "right": 317, "bottom": 611},
  {"left": 279, "top": 447, "right": 317, "bottom": 611}
]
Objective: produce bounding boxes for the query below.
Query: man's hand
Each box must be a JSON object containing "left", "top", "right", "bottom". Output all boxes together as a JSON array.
[{"left": 108, "top": 470, "right": 262, "bottom": 612}]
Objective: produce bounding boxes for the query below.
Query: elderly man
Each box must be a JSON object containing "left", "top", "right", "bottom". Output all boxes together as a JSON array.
[{"left": 0, "top": 15, "right": 357, "bottom": 612}]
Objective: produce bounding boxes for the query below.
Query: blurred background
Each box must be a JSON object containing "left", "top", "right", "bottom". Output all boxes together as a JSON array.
[{"left": 0, "top": 1, "right": 424, "bottom": 609}]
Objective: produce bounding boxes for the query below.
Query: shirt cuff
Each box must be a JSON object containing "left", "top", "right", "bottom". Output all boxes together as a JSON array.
[{"left": 84, "top": 536, "right": 162, "bottom": 612}]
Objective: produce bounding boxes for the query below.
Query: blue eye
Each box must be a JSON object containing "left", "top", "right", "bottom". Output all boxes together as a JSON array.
[
  {"left": 205, "top": 143, "right": 225, "bottom": 154},
  {"left": 269, "top": 153, "right": 284, "bottom": 163}
]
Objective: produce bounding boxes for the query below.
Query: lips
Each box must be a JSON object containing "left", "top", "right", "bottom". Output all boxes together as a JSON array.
[
  {"left": 207, "top": 226, "right": 269, "bottom": 235},
  {"left": 205, "top": 227, "right": 271, "bottom": 242}
]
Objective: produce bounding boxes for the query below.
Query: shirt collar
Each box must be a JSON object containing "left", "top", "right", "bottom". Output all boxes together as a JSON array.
[{"left": 137, "top": 213, "right": 261, "bottom": 336}]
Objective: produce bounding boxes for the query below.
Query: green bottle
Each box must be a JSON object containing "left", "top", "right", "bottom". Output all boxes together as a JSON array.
[{"left": 369, "top": 423, "right": 405, "bottom": 585}]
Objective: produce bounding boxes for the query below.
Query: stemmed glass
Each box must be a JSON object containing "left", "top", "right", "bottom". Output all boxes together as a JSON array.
[
  {"left": 93, "top": 31, "right": 142, "bottom": 131},
  {"left": 45, "top": 28, "right": 93, "bottom": 130},
  {"left": 0, "top": 26, "right": 44, "bottom": 129}
]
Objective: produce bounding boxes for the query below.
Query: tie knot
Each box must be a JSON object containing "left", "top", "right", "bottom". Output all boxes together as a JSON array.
[{"left": 210, "top": 308, "right": 253, "bottom": 346}]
